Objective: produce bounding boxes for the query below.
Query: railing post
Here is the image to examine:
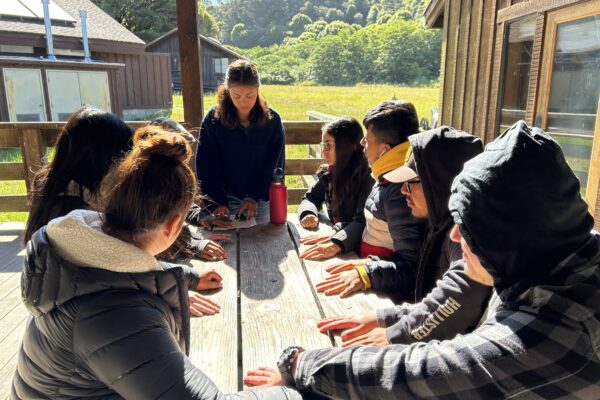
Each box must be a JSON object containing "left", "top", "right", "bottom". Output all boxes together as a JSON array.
[{"left": 19, "top": 129, "right": 46, "bottom": 197}]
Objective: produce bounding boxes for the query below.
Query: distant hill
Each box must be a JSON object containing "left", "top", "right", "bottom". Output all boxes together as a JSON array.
[{"left": 209, "top": 0, "right": 430, "bottom": 48}]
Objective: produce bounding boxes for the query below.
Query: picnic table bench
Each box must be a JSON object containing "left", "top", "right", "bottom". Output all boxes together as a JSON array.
[{"left": 0, "top": 215, "right": 394, "bottom": 397}]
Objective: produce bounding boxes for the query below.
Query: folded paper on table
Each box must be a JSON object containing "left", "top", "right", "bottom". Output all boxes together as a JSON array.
[{"left": 213, "top": 216, "right": 257, "bottom": 230}]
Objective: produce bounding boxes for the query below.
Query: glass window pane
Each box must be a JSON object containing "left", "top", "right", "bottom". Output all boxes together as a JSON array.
[
  {"left": 547, "top": 14, "right": 600, "bottom": 196},
  {"left": 499, "top": 15, "right": 536, "bottom": 132}
]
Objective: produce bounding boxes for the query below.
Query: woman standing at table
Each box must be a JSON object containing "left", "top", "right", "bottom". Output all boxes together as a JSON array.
[
  {"left": 298, "top": 117, "right": 374, "bottom": 236},
  {"left": 196, "top": 59, "right": 285, "bottom": 223}
]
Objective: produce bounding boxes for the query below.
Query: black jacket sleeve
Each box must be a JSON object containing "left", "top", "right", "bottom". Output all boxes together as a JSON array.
[
  {"left": 380, "top": 262, "right": 493, "bottom": 344},
  {"left": 365, "top": 184, "right": 424, "bottom": 295},
  {"left": 330, "top": 175, "right": 374, "bottom": 253},
  {"left": 297, "top": 175, "right": 327, "bottom": 221},
  {"left": 73, "top": 293, "right": 302, "bottom": 399},
  {"left": 197, "top": 112, "right": 228, "bottom": 209}
]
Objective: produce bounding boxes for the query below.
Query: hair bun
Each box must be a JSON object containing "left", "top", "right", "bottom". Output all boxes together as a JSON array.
[{"left": 138, "top": 131, "right": 190, "bottom": 162}]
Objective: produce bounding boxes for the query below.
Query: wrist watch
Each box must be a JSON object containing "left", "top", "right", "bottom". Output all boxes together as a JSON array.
[{"left": 277, "top": 345, "right": 305, "bottom": 387}]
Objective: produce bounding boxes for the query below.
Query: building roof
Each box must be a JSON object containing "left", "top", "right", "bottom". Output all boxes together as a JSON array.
[
  {"left": 424, "top": 0, "right": 445, "bottom": 28},
  {"left": 0, "top": 0, "right": 144, "bottom": 45},
  {"left": 146, "top": 28, "right": 242, "bottom": 59}
]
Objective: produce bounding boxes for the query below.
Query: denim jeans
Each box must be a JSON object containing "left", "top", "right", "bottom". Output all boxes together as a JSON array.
[{"left": 227, "top": 195, "right": 270, "bottom": 224}]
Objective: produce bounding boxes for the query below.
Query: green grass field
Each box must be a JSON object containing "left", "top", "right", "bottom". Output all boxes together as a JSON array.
[
  {"left": 172, "top": 84, "right": 439, "bottom": 122},
  {"left": 1, "top": 84, "right": 438, "bottom": 222}
]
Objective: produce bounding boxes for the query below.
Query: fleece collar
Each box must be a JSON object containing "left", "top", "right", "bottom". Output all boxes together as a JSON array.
[
  {"left": 46, "top": 209, "right": 162, "bottom": 273},
  {"left": 371, "top": 141, "right": 410, "bottom": 180}
]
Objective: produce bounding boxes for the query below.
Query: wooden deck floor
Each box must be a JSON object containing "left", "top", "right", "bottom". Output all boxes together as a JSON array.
[{"left": 0, "top": 223, "right": 27, "bottom": 399}]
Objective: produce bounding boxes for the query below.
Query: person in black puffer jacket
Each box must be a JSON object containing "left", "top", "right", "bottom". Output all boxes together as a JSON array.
[
  {"left": 297, "top": 117, "right": 374, "bottom": 241},
  {"left": 11, "top": 128, "right": 300, "bottom": 399}
]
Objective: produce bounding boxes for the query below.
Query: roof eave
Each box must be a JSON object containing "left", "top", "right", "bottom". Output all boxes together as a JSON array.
[{"left": 424, "top": 0, "right": 445, "bottom": 28}]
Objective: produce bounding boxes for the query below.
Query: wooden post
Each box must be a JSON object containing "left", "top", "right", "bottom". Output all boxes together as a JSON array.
[
  {"left": 176, "top": 0, "right": 203, "bottom": 132},
  {"left": 20, "top": 129, "right": 46, "bottom": 196}
]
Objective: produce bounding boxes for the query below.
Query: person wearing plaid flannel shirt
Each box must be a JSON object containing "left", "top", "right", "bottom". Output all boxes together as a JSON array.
[{"left": 244, "top": 120, "right": 600, "bottom": 399}]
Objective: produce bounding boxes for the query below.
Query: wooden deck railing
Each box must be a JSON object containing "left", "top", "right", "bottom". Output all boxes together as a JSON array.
[{"left": 0, "top": 121, "right": 324, "bottom": 213}]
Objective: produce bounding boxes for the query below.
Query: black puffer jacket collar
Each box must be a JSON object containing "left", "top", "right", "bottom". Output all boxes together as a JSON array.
[
  {"left": 22, "top": 226, "right": 192, "bottom": 354},
  {"left": 449, "top": 120, "right": 594, "bottom": 301}
]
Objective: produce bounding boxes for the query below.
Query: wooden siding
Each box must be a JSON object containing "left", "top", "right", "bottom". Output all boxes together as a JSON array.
[
  {"left": 146, "top": 34, "right": 238, "bottom": 92},
  {"left": 429, "top": 0, "right": 600, "bottom": 221},
  {"left": 97, "top": 52, "right": 172, "bottom": 111}
]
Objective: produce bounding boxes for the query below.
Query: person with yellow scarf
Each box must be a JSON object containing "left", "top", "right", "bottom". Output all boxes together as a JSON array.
[{"left": 301, "top": 100, "right": 425, "bottom": 302}]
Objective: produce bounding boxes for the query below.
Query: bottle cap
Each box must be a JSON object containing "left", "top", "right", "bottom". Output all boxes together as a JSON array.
[{"left": 273, "top": 167, "right": 284, "bottom": 183}]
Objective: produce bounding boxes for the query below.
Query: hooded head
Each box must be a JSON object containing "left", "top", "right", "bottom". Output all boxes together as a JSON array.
[
  {"left": 448, "top": 121, "right": 593, "bottom": 301},
  {"left": 384, "top": 126, "right": 483, "bottom": 227}
]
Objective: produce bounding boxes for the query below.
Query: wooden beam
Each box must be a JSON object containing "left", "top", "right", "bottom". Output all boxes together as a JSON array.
[
  {"left": 0, "top": 163, "right": 24, "bottom": 180},
  {"left": 19, "top": 129, "right": 46, "bottom": 194},
  {"left": 497, "top": 0, "right": 586, "bottom": 22},
  {"left": 284, "top": 121, "right": 324, "bottom": 144},
  {"left": 176, "top": 0, "right": 203, "bottom": 131},
  {"left": 0, "top": 195, "right": 28, "bottom": 212},
  {"left": 285, "top": 159, "right": 323, "bottom": 176},
  {"left": 525, "top": 13, "right": 546, "bottom": 125}
]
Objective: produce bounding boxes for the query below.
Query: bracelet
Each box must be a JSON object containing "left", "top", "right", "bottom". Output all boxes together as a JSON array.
[{"left": 277, "top": 345, "right": 305, "bottom": 387}]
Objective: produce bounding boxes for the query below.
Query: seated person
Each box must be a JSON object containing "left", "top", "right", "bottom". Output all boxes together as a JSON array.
[
  {"left": 196, "top": 60, "right": 285, "bottom": 223},
  {"left": 12, "top": 129, "right": 302, "bottom": 399},
  {"left": 244, "top": 121, "right": 600, "bottom": 398},
  {"left": 301, "top": 101, "right": 425, "bottom": 300},
  {"left": 317, "top": 127, "right": 492, "bottom": 348},
  {"left": 297, "top": 117, "right": 374, "bottom": 239},
  {"left": 145, "top": 118, "right": 233, "bottom": 263},
  {"left": 24, "top": 108, "right": 221, "bottom": 317}
]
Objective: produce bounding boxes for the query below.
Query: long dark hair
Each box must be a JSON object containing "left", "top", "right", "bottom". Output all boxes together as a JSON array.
[
  {"left": 100, "top": 128, "right": 197, "bottom": 244},
  {"left": 322, "top": 117, "right": 370, "bottom": 214},
  {"left": 24, "top": 107, "right": 133, "bottom": 242},
  {"left": 215, "top": 59, "right": 271, "bottom": 129}
]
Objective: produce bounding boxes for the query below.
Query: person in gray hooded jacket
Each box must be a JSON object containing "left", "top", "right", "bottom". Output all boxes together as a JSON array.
[
  {"left": 11, "top": 128, "right": 300, "bottom": 400},
  {"left": 244, "top": 121, "right": 600, "bottom": 399}
]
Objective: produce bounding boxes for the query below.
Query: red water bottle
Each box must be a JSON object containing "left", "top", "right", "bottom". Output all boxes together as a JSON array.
[{"left": 269, "top": 168, "right": 287, "bottom": 224}]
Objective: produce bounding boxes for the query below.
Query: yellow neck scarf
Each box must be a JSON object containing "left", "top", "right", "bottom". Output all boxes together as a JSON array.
[{"left": 371, "top": 141, "right": 411, "bottom": 180}]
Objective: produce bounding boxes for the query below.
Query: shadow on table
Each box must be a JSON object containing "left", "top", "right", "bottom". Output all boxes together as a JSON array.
[{"left": 238, "top": 223, "right": 299, "bottom": 300}]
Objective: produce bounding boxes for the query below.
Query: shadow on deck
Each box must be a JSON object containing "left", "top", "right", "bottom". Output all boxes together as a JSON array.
[{"left": 0, "top": 222, "right": 28, "bottom": 399}]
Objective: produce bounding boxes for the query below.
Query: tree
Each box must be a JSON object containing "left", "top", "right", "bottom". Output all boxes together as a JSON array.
[
  {"left": 197, "top": 2, "right": 220, "bottom": 38},
  {"left": 91, "top": 0, "right": 176, "bottom": 42},
  {"left": 366, "top": 4, "right": 381, "bottom": 25},
  {"left": 230, "top": 23, "right": 249, "bottom": 46},
  {"left": 288, "top": 13, "right": 313, "bottom": 37}
]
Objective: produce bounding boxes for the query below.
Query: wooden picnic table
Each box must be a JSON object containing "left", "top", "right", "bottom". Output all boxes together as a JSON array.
[
  {"left": 189, "top": 215, "right": 394, "bottom": 392},
  {"left": 0, "top": 216, "right": 394, "bottom": 397}
]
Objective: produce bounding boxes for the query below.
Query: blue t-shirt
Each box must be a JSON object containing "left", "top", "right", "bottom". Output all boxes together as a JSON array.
[{"left": 196, "top": 106, "right": 285, "bottom": 208}]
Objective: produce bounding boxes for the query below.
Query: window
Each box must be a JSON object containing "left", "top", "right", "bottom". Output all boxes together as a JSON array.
[
  {"left": 498, "top": 15, "right": 536, "bottom": 133},
  {"left": 537, "top": 8, "right": 600, "bottom": 200},
  {"left": 214, "top": 58, "right": 229, "bottom": 74}
]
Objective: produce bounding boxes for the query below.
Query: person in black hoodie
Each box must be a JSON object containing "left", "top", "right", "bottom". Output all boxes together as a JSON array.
[
  {"left": 243, "top": 120, "right": 600, "bottom": 399},
  {"left": 317, "top": 127, "right": 492, "bottom": 346},
  {"left": 12, "top": 128, "right": 301, "bottom": 399}
]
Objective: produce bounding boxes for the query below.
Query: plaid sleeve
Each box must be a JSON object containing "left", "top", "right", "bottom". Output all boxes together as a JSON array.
[{"left": 294, "top": 305, "right": 600, "bottom": 399}]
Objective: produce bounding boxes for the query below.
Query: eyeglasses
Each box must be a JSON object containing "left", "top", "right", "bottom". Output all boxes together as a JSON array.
[
  {"left": 405, "top": 179, "right": 421, "bottom": 194},
  {"left": 320, "top": 142, "right": 333, "bottom": 151}
]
